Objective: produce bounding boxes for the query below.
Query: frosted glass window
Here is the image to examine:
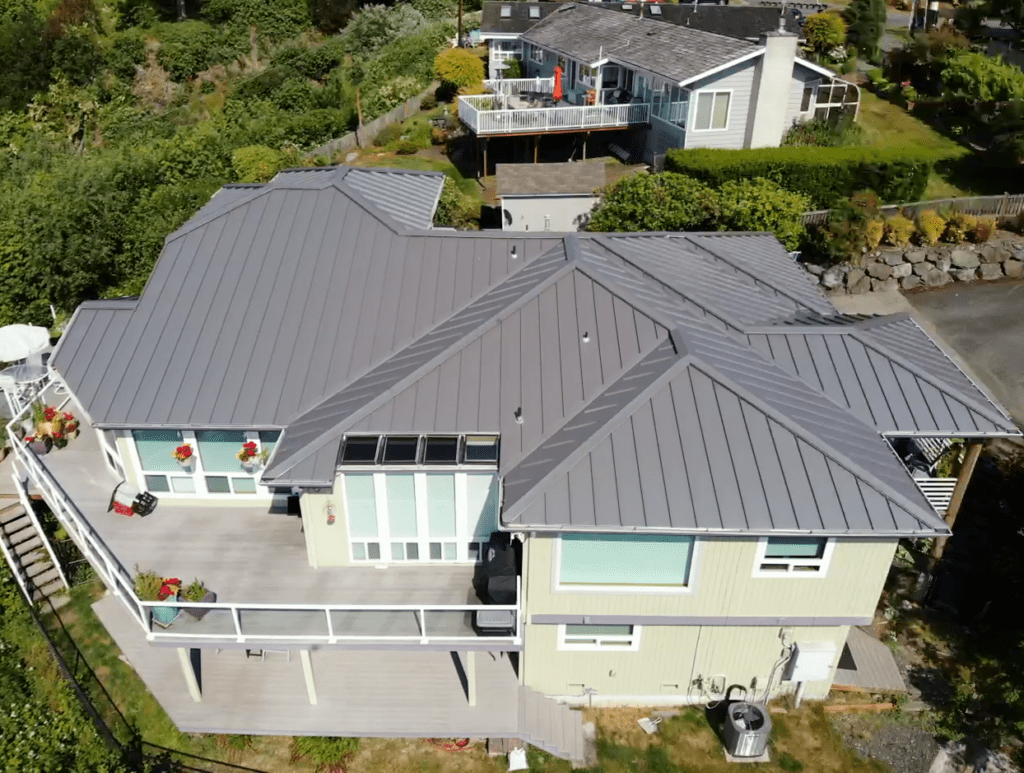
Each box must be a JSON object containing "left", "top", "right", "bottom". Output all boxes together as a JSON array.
[
  {"left": 386, "top": 474, "right": 417, "bottom": 538},
  {"left": 764, "top": 537, "right": 826, "bottom": 559},
  {"left": 353, "top": 544, "right": 366, "bottom": 560},
  {"left": 145, "top": 474, "right": 170, "bottom": 492},
  {"left": 206, "top": 476, "right": 231, "bottom": 494},
  {"left": 345, "top": 474, "right": 378, "bottom": 538},
  {"left": 467, "top": 474, "right": 499, "bottom": 538},
  {"left": 133, "top": 430, "right": 184, "bottom": 472},
  {"left": 170, "top": 477, "right": 196, "bottom": 493},
  {"left": 233, "top": 478, "right": 257, "bottom": 494},
  {"left": 426, "top": 474, "right": 457, "bottom": 538},
  {"left": 196, "top": 430, "right": 246, "bottom": 472},
  {"left": 560, "top": 534, "right": 693, "bottom": 587}
]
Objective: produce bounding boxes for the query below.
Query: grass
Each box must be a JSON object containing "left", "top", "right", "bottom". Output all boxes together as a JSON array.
[{"left": 856, "top": 90, "right": 972, "bottom": 198}]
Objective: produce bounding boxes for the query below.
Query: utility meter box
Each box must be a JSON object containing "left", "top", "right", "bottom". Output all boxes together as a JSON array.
[
  {"left": 722, "top": 702, "right": 772, "bottom": 758},
  {"left": 785, "top": 641, "right": 838, "bottom": 682}
]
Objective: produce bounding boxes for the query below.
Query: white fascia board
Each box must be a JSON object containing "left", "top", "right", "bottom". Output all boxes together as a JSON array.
[
  {"left": 794, "top": 57, "right": 842, "bottom": 79},
  {"left": 677, "top": 49, "right": 765, "bottom": 87},
  {"left": 481, "top": 32, "right": 523, "bottom": 40}
]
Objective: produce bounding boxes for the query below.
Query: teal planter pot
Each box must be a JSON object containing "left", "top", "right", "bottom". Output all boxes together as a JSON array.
[{"left": 152, "top": 604, "right": 179, "bottom": 628}]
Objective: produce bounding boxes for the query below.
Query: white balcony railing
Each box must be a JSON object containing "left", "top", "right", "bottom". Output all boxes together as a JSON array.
[
  {"left": 5, "top": 383, "right": 521, "bottom": 647},
  {"left": 458, "top": 96, "right": 650, "bottom": 136},
  {"left": 913, "top": 477, "right": 958, "bottom": 515},
  {"left": 482, "top": 76, "right": 554, "bottom": 96}
]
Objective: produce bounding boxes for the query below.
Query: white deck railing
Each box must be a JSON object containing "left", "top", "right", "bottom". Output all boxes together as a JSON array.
[
  {"left": 5, "top": 385, "right": 521, "bottom": 647},
  {"left": 913, "top": 477, "right": 958, "bottom": 515},
  {"left": 459, "top": 96, "right": 650, "bottom": 136},
  {"left": 483, "top": 77, "right": 554, "bottom": 95}
]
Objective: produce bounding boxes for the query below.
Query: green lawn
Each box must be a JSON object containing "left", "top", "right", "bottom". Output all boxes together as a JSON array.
[{"left": 856, "top": 90, "right": 972, "bottom": 198}]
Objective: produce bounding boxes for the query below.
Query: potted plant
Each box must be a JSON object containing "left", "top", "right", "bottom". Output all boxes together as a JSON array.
[
  {"left": 24, "top": 434, "right": 52, "bottom": 455},
  {"left": 181, "top": 578, "right": 217, "bottom": 619},
  {"left": 172, "top": 443, "right": 194, "bottom": 470},
  {"left": 135, "top": 569, "right": 181, "bottom": 628},
  {"left": 236, "top": 440, "right": 260, "bottom": 471},
  {"left": 62, "top": 412, "right": 79, "bottom": 438}
]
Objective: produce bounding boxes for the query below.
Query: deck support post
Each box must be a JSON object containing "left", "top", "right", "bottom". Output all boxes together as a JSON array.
[
  {"left": 928, "top": 441, "right": 984, "bottom": 569},
  {"left": 583, "top": 132, "right": 589, "bottom": 160},
  {"left": 177, "top": 648, "right": 202, "bottom": 703},
  {"left": 483, "top": 138, "right": 489, "bottom": 178},
  {"left": 466, "top": 650, "right": 477, "bottom": 707},
  {"left": 533, "top": 135, "right": 539, "bottom": 164},
  {"left": 300, "top": 650, "right": 318, "bottom": 706}
]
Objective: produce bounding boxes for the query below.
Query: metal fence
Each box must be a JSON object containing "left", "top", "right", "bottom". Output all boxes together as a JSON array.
[{"left": 801, "top": 193, "right": 1024, "bottom": 226}]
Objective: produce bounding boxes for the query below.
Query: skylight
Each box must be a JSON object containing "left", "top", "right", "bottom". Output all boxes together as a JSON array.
[
  {"left": 529, "top": 5, "right": 540, "bottom": 18},
  {"left": 649, "top": 4, "right": 662, "bottom": 14},
  {"left": 500, "top": 5, "right": 512, "bottom": 17}
]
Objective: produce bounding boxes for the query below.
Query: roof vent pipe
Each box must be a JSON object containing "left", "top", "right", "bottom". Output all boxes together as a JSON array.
[
  {"left": 514, "top": 407, "right": 524, "bottom": 424},
  {"left": 510, "top": 245, "right": 518, "bottom": 259}
]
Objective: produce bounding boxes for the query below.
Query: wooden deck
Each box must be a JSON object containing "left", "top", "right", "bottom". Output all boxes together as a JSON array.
[
  {"left": 94, "top": 593, "right": 522, "bottom": 737},
  {"left": 832, "top": 627, "right": 907, "bottom": 693},
  {"left": 32, "top": 404, "right": 484, "bottom": 609}
]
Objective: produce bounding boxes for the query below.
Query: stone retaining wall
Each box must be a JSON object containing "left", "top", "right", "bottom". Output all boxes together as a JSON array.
[{"left": 804, "top": 237, "right": 1024, "bottom": 295}]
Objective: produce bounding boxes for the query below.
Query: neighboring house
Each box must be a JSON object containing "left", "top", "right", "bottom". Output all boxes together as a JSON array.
[
  {"left": 6, "top": 167, "right": 1020, "bottom": 760},
  {"left": 464, "top": 1, "right": 859, "bottom": 163},
  {"left": 496, "top": 160, "right": 605, "bottom": 231}
]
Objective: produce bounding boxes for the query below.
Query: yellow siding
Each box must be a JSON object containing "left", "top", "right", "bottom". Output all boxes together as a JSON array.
[
  {"left": 523, "top": 622, "right": 848, "bottom": 702},
  {"left": 525, "top": 535, "right": 896, "bottom": 620},
  {"left": 302, "top": 482, "right": 352, "bottom": 567}
]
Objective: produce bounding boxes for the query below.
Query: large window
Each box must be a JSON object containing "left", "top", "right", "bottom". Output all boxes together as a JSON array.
[
  {"left": 338, "top": 434, "right": 499, "bottom": 468},
  {"left": 130, "top": 429, "right": 277, "bottom": 497},
  {"left": 341, "top": 472, "right": 501, "bottom": 563},
  {"left": 752, "top": 537, "right": 834, "bottom": 577},
  {"left": 693, "top": 91, "right": 730, "bottom": 131},
  {"left": 557, "top": 534, "right": 696, "bottom": 591},
  {"left": 558, "top": 624, "right": 641, "bottom": 651}
]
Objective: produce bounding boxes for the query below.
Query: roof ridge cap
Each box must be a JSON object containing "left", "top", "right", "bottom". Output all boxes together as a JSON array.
[{"left": 166, "top": 184, "right": 275, "bottom": 242}]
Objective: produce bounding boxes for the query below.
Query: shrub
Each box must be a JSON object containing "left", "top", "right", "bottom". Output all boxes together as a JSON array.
[
  {"left": 586, "top": 172, "right": 717, "bottom": 233},
  {"left": 394, "top": 139, "right": 419, "bottom": 155},
  {"left": 271, "top": 77, "right": 317, "bottom": 111},
  {"left": 884, "top": 214, "right": 916, "bottom": 247},
  {"left": 973, "top": 216, "right": 996, "bottom": 242},
  {"left": 420, "top": 92, "right": 438, "bottom": 110},
  {"left": 814, "top": 190, "right": 883, "bottom": 263},
  {"left": 943, "top": 211, "right": 977, "bottom": 243},
  {"left": 344, "top": 4, "right": 427, "bottom": 57},
  {"left": 803, "top": 13, "right": 847, "bottom": 56},
  {"left": 231, "top": 144, "right": 286, "bottom": 182},
  {"left": 201, "top": 0, "right": 311, "bottom": 42},
  {"left": 782, "top": 114, "right": 862, "bottom": 147},
  {"left": 360, "top": 74, "right": 423, "bottom": 120},
  {"left": 431, "top": 126, "right": 446, "bottom": 145},
  {"left": 411, "top": 0, "right": 458, "bottom": 21},
  {"left": 916, "top": 209, "right": 946, "bottom": 246},
  {"left": 665, "top": 146, "right": 938, "bottom": 208},
  {"left": 374, "top": 123, "right": 403, "bottom": 146},
  {"left": 433, "top": 176, "right": 478, "bottom": 228},
  {"left": 867, "top": 67, "right": 884, "bottom": 84},
  {"left": 290, "top": 736, "right": 359, "bottom": 767},
  {"left": 942, "top": 49, "right": 1024, "bottom": 102},
  {"left": 154, "top": 20, "right": 241, "bottom": 81},
  {"left": 865, "top": 217, "right": 884, "bottom": 248},
  {"left": 434, "top": 47, "right": 484, "bottom": 89},
  {"left": 715, "top": 178, "right": 810, "bottom": 251},
  {"left": 503, "top": 57, "right": 522, "bottom": 79}
]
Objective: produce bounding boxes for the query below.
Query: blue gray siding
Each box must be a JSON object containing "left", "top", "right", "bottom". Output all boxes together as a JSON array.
[{"left": 683, "top": 60, "right": 758, "bottom": 150}]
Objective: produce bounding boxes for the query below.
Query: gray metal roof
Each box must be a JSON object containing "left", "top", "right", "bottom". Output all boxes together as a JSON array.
[
  {"left": 496, "top": 160, "right": 606, "bottom": 197},
  {"left": 51, "top": 171, "right": 1021, "bottom": 539},
  {"left": 520, "top": 2, "right": 760, "bottom": 84}
]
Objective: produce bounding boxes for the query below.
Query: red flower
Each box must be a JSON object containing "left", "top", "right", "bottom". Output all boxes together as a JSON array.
[
  {"left": 62, "top": 412, "right": 75, "bottom": 422},
  {"left": 173, "top": 444, "right": 193, "bottom": 460},
  {"left": 112, "top": 502, "right": 133, "bottom": 516},
  {"left": 243, "top": 441, "right": 257, "bottom": 452},
  {"left": 52, "top": 431, "right": 64, "bottom": 440},
  {"left": 157, "top": 585, "right": 174, "bottom": 600},
  {"left": 43, "top": 407, "right": 56, "bottom": 420},
  {"left": 164, "top": 578, "right": 181, "bottom": 585},
  {"left": 24, "top": 436, "right": 34, "bottom": 442}
]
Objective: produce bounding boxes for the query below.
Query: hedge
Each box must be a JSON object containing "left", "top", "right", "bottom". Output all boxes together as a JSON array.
[{"left": 664, "top": 146, "right": 941, "bottom": 208}]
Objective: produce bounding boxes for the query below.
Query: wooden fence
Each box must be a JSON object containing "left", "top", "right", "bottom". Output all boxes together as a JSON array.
[
  {"left": 309, "top": 82, "right": 440, "bottom": 158},
  {"left": 801, "top": 193, "right": 1024, "bottom": 226}
]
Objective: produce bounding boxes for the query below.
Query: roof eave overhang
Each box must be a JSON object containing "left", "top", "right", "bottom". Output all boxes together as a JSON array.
[
  {"left": 677, "top": 48, "right": 765, "bottom": 87},
  {"left": 499, "top": 522, "right": 952, "bottom": 539}
]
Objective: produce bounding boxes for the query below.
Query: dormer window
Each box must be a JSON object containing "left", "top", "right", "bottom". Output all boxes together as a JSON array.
[
  {"left": 341, "top": 435, "right": 381, "bottom": 464},
  {"left": 382, "top": 436, "right": 419, "bottom": 464},
  {"left": 500, "top": 4, "right": 512, "bottom": 17},
  {"left": 424, "top": 436, "right": 460, "bottom": 464},
  {"left": 339, "top": 434, "right": 499, "bottom": 468},
  {"left": 529, "top": 5, "right": 540, "bottom": 18}
]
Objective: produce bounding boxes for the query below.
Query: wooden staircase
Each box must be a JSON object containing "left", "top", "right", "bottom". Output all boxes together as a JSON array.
[
  {"left": 0, "top": 500, "right": 68, "bottom": 607},
  {"left": 517, "top": 685, "right": 592, "bottom": 766}
]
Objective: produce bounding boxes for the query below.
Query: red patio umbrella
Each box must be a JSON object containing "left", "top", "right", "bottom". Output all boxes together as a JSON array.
[{"left": 553, "top": 65, "right": 563, "bottom": 102}]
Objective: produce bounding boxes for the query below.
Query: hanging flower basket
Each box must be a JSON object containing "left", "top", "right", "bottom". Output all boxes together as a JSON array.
[
  {"left": 172, "top": 443, "right": 194, "bottom": 469},
  {"left": 237, "top": 441, "right": 259, "bottom": 471}
]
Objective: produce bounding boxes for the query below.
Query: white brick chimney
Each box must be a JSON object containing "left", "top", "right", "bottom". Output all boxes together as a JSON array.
[{"left": 744, "top": 28, "right": 799, "bottom": 148}]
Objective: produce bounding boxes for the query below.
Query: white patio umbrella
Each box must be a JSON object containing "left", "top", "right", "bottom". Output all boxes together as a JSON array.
[{"left": 0, "top": 324, "right": 50, "bottom": 362}]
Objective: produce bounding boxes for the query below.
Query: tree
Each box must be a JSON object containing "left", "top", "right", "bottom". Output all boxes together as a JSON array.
[
  {"left": 941, "top": 49, "right": 1024, "bottom": 102},
  {"left": 343, "top": 3, "right": 427, "bottom": 57},
  {"left": 803, "top": 13, "right": 847, "bottom": 57},
  {"left": 988, "top": 0, "right": 1024, "bottom": 37},
  {"left": 845, "top": 0, "right": 885, "bottom": 62},
  {"left": 434, "top": 46, "right": 484, "bottom": 89}
]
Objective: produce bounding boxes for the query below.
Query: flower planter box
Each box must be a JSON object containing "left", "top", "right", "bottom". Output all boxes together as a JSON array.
[
  {"left": 27, "top": 438, "right": 52, "bottom": 455},
  {"left": 183, "top": 590, "right": 217, "bottom": 620},
  {"left": 152, "top": 604, "right": 180, "bottom": 628}
]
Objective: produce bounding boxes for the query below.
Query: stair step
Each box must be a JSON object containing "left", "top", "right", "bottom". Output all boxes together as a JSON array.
[
  {"left": 30, "top": 566, "right": 59, "bottom": 586},
  {"left": 35, "top": 577, "right": 67, "bottom": 599},
  {"left": 11, "top": 534, "right": 42, "bottom": 555},
  {"left": 2, "top": 517, "right": 32, "bottom": 539},
  {"left": 26, "top": 560, "right": 56, "bottom": 580}
]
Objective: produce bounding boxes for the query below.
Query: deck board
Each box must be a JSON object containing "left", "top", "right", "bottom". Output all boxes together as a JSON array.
[
  {"left": 94, "top": 594, "right": 521, "bottom": 737},
  {"left": 832, "top": 627, "right": 907, "bottom": 693}
]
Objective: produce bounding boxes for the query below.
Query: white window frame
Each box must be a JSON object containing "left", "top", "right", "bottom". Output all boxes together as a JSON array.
[
  {"left": 578, "top": 64, "right": 595, "bottom": 88},
  {"left": 691, "top": 89, "right": 732, "bottom": 132},
  {"left": 342, "top": 470, "right": 499, "bottom": 565},
  {"left": 557, "top": 623, "right": 642, "bottom": 652},
  {"left": 500, "top": 4, "right": 512, "bottom": 17},
  {"left": 552, "top": 535, "right": 701, "bottom": 595},
  {"left": 751, "top": 537, "right": 835, "bottom": 578},
  {"left": 126, "top": 429, "right": 277, "bottom": 500},
  {"left": 528, "top": 5, "right": 540, "bottom": 18},
  {"left": 531, "top": 45, "right": 544, "bottom": 64}
]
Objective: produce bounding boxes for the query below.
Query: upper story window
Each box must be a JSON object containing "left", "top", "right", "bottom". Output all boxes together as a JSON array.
[
  {"left": 500, "top": 4, "right": 512, "bottom": 17},
  {"left": 531, "top": 45, "right": 544, "bottom": 64},
  {"left": 693, "top": 90, "right": 730, "bottom": 131},
  {"left": 529, "top": 5, "right": 540, "bottom": 18},
  {"left": 752, "top": 537, "right": 834, "bottom": 577},
  {"left": 556, "top": 534, "right": 696, "bottom": 593},
  {"left": 339, "top": 434, "right": 500, "bottom": 468}
]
